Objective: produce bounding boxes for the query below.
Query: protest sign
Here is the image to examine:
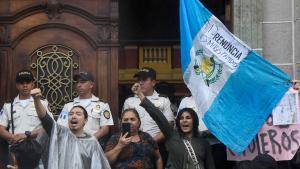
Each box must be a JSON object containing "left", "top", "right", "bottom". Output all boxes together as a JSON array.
[
  {"left": 273, "top": 92, "right": 299, "bottom": 125},
  {"left": 227, "top": 91, "right": 300, "bottom": 161},
  {"left": 227, "top": 116, "right": 300, "bottom": 161}
]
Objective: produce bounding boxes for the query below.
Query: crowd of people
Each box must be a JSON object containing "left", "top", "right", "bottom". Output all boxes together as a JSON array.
[{"left": 0, "top": 67, "right": 299, "bottom": 169}]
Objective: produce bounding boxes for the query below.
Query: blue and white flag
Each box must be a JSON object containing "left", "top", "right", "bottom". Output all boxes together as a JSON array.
[{"left": 180, "top": 0, "right": 291, "bottom": 154}]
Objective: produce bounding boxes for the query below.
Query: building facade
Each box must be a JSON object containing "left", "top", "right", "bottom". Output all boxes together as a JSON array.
[
  {"left": 233, "top": 0, "right": 300, "bottom": 79},
  {"left": 0, "top": 0, "right": 299, "bottom": 119}
]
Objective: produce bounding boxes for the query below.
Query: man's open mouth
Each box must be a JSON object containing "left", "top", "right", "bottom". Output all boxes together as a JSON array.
[{"left": 70, "top": 120, "right": 78, "bottom": 126}]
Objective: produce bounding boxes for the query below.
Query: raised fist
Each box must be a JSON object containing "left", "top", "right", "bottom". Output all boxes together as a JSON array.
[
  {"left": 131, "top": 83, "right": 141, "bottom": 95},
  {"left": 30, "top": 88, "right": 42, "bottom": 99}
]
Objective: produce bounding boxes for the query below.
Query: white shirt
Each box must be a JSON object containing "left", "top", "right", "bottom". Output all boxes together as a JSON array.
[
  {"left": 123, "top": 90, "right": 174, "bottom": 137},
  {"left": 57, "top": 95, "right": 114, "bottom": 135},
  {"left": 0, "top": 96, "right": 53, "bottom": 134}
]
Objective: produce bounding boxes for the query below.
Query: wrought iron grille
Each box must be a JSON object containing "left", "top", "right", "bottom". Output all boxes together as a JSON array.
[{"left": 30, "top": 44, "right": 79, "bottom": 116}]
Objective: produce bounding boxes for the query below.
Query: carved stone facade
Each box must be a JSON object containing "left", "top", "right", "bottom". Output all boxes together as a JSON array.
[
  {"left": 97, "top": 23, "right": 111, "bottom": 43},
  {"left": 44, "top": 0, "right": 63, "bottom": 19}
]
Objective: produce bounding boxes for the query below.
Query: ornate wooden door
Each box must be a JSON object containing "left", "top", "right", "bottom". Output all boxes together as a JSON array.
[{"left": 0, "top": 0, "right": 119, "bottom": 121}]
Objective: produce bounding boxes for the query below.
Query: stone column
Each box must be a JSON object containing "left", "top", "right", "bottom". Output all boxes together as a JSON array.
[
  {"left": 233, "top": 0, "right": 263, "bottom": 54},
  {"left": 295, "top": 0, "right": 300, "bottom": 79},
  {"left": 262, "top": 0, "right": 296, "bottom": 78}
]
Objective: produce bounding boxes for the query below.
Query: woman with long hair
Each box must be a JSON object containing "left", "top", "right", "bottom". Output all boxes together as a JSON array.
[{"left": 132, "top": 83, "right": 215, "bottom": 169}]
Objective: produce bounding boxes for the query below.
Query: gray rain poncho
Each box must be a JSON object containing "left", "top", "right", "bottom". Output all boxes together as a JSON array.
[{"left": 39, "top": 115, "right": 111, "bottom": 169}]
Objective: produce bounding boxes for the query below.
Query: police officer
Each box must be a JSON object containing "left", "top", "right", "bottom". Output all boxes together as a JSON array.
[
  {"left": 122, "top": 67, "right": 174, "bottom": 166},
  {"left": 57, "top": 72, "right": 113, "bottom": 146},
  {"left": 0, "top": 70, "right": 52, "bottom": 143}
]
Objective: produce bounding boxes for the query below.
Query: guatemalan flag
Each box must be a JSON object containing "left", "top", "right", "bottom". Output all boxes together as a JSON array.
[{"left": 180, "top": 0, "right": 291, "bottom": 154}]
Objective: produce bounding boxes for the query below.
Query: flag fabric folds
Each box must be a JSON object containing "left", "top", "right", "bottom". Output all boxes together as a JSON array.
[{"left": 180, "top": 0, "right": 291, "bottom": 154}]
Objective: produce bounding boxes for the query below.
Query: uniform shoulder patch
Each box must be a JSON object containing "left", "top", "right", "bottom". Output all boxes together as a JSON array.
[
  {"left": 93, "top": 104, "right": 101, "bottom": 112},
  {"left": 59, "top": 111, "right": 68, "bottom": 119},
  {"left": 103, "top": 110, "right": 111, "bottom": 119}
]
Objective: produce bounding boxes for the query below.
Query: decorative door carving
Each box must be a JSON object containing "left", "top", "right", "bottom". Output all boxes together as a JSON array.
[{"left": 30, "top": 44, "right": 79, "bottom": 116}]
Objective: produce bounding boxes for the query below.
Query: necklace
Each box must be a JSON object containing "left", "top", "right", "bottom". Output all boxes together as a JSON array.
[{"left": 183, "top": 138, "right": 202, "bottom": 169}]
